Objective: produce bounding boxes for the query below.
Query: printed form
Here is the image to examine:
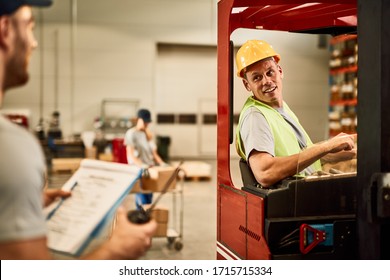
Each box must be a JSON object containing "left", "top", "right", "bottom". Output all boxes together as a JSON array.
[{"left": 45, "top": 159, "right": 142, "bottom": 256}]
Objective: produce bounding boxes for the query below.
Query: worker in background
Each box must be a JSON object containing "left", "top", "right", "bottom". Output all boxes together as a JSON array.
[
  {"left": 0, "top": 0, "right": 156, "bottom": 260},
  {"left": 124, "top": 108, "right": 167, "bottom": 208},
  {"left": 235, "top": 40, "right": 357, "bottom": 188}
]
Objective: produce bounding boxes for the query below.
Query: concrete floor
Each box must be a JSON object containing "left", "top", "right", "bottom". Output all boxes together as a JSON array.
[
  {"left": 48, "top": 158, "right": 243, "bottom": 260},
  {"left": 137, "top": 158, "right": 242, "bottom": 260},
  {"left": 138, "top": 177, "right": 217, "bottom": 260}
]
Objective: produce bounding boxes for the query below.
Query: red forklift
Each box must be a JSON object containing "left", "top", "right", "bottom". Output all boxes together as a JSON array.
[{"left": 217, "top": 0, "right": 390, "bottom": 259}]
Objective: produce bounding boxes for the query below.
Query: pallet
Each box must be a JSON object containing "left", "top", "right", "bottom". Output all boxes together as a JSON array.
[
  {"left": 51, "top": 158, "right": 83, "bottom": 173},
  {"left": 171, "top": 161, "right": 212, "bottom": 181},
  {"left": 184, "top": 175, "right": 211, "bottom": 182}
]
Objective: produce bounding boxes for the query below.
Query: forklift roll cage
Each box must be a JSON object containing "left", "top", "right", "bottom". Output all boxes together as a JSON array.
[{"left": 217, "top": 0, "right": 390, "bottom": 259}]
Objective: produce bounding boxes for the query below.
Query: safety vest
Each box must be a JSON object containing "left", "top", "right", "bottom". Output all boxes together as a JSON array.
[{"left": 236, "top": 96, "right": 322, "bottom": 174}]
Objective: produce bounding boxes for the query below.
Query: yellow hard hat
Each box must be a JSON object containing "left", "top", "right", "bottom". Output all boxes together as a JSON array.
[{"left": 236, "top": 40, "right": 281, "bottom": 78}]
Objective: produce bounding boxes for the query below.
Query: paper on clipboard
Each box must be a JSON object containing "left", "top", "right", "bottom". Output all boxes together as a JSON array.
[{"left": 45, "top": 159, "right": 142, "bottom": 256}]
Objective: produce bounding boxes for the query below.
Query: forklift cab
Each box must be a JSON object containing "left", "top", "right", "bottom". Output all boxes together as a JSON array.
[
  {"left": 218, "top": 0, "right": 390, "bottom": 260},
  {"left": 238, "top": 158, "right": 357, "bottom": 258}
]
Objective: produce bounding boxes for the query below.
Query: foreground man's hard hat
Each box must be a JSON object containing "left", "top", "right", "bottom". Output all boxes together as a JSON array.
[{"left": 236, "top": 40, "right": 281, "bottom": 78}]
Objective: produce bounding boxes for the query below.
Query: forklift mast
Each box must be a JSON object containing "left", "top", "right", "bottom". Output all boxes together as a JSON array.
[{"left": 217, "top": 0, "right": 390, "bottom": 259}]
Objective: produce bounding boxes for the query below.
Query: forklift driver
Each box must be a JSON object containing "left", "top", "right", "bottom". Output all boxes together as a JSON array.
[{"left": 235, "top": 40, "right": 356, "bottom": 188}]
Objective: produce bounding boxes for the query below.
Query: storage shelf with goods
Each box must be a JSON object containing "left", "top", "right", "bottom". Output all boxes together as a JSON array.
[{"left": 328, "top": 34, "right": 358, "bottom": 137}]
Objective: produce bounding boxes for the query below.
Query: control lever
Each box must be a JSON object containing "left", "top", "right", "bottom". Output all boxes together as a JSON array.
[{"left": 127, "top": 162, "right": 183, "bottom": 224}]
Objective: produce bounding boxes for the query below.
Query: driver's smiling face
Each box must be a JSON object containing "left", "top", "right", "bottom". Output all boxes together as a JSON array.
[{"left": 242, "top": 58, "right": 284, "bottom": 108}]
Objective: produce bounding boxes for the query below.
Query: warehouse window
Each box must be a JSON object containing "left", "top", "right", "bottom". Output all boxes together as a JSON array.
[
  {"left": 178, "top": 114, "right": 197, "bottom": 124},
  {"left": 202, "top": 114, "right": 217, "bottom": 124},
  {"left": 157, "top": 114, "right": 175, "bottom": 124}
]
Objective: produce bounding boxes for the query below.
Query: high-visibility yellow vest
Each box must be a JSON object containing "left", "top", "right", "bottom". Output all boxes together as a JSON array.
[{"left": 236, "top": 96, "right": 322, "bottom": 174}]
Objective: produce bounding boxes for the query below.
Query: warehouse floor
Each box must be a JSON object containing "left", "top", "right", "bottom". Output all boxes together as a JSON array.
[
  {"left": 48, "top": 158, "right": 243, "bottom": 260},
  {"left": 138, "top": 170, "right": 217, "bottom": 260},
  {"left": 129, "top": 158, "right": 242, "bottom": 260}
]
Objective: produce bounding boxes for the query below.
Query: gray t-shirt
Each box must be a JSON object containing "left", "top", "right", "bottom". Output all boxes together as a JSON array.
[
  {"left": 124, "top": 127, "right": 155, "bottom": 166},
  {"left": 240, "top": 106, "right": 314, "bottom": 175},
  {"left": 0, "top": 115, "right": 47, "bottom": 242}
]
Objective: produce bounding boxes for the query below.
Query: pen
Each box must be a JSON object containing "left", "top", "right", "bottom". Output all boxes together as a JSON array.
[{"left": 46, "top": 181, "right": 78, "bottom": 220}]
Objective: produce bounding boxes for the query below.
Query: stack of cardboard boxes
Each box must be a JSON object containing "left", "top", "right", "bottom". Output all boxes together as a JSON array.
[{"left": 132, "top": 166, "right": 177, "bottom": 237}]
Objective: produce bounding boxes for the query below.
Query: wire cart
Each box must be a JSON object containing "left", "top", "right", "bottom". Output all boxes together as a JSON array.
[
  {"left": 134, "top": 165, "right": 185, "bottom": 251},
  {"left": 166, "top": 170, "right": 185, "bottom": 251}
]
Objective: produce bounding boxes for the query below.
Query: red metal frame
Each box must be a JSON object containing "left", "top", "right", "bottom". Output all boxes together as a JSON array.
[{"left": 217, "top": 0, "right": 357, "bottom": 260}]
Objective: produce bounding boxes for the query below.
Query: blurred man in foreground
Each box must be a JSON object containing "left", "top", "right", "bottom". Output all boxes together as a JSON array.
[{"left": 0, "top": 0, "right": 157, "bottom": 260}]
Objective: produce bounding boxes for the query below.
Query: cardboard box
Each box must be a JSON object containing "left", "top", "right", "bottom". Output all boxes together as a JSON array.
[
  {"left": 98, "top": 153, "right": 113, "bottom": 162},
  {"left": 144, "top": 205, "right": 169, "bottom": 223},
  {"left": 131, "top": 180, "right": 142, "bottom": 193},
  {"left": 131, "top": 166, "right": 177, "bottom": 193},
  {"left": 134, "top": 204, "right": 169, "bottom": 237},
  {"left": 85, "top": 146, "right": 97, "bottom": 159},
  {"left": 51, "top": 158, "right": 83, "bottom": 173},
  {"left": 154, "top": 223, "right": 168, "bottom": 237}
]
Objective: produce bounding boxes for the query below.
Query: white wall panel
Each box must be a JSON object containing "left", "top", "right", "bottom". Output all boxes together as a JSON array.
[
  {"left": 155, "top": 45, "right": 217, "bottom": 158},
  {"left": 156, "top": 125, "right": 198, "bottom": 158},
  {"left": 199, "top": 98, "right": 217, "bottom": 157}
]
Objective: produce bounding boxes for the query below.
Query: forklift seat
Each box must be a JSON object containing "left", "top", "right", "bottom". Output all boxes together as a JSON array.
[{"left": 239, "top": 158, "right": 260, "bottom": 188}]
